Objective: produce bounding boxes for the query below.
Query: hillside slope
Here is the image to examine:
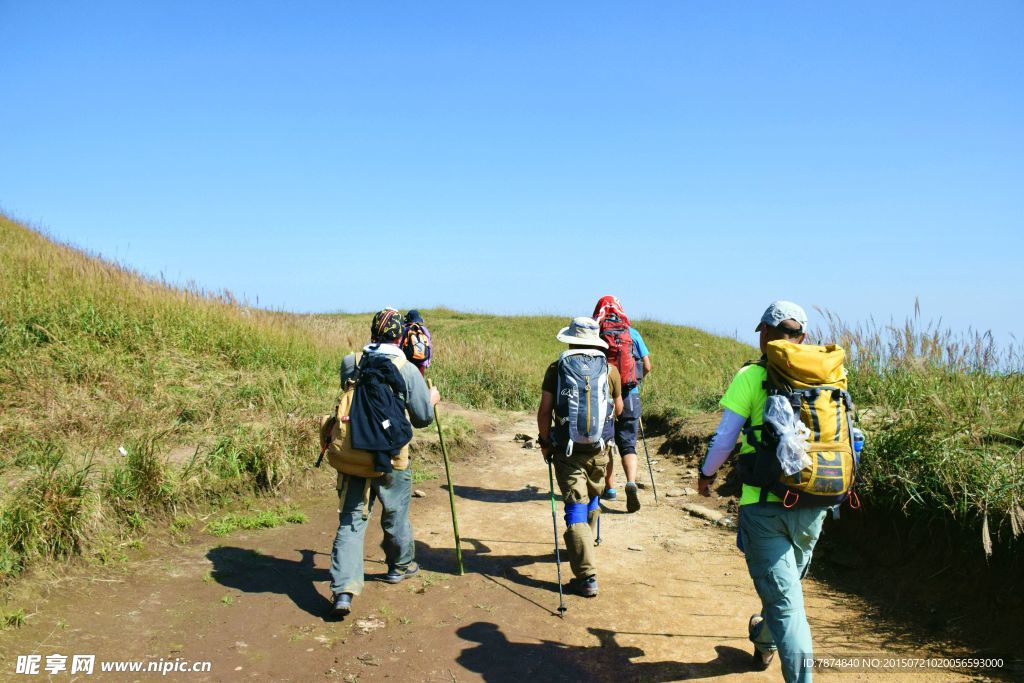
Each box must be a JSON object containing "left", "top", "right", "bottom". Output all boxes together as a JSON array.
[{"left": 1, "top": 215, "right": 746, "bottom": 581}]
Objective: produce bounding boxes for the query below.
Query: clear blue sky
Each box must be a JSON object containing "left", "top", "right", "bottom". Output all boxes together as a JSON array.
[{"left": 2, "top": 1, "right": 1021, "bottom": 346}]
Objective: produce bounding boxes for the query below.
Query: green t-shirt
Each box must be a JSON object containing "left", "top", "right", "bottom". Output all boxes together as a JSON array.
[{"left": 719, "top": 363, "right": 781, "bottom": 505}]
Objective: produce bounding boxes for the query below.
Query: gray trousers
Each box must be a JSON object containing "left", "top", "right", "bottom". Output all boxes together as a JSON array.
[{"left": 329, "top": 469, "right": 415, "bottom": 596}]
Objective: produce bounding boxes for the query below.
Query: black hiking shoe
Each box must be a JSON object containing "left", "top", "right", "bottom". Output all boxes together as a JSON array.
[
  {"left": 567, "top": 575, "right": 599, "bottom": 597},
  {"left": 625, "top": 482, "right": 641, "bottom": 513},
  {"left": 748, "top": 614, "right": 775, "bottom": 670},
  {"left": 385, "top": 562, "right": 420, "bottom": 584},
  {"left": 331, "top": 592, "right": 352, "bottom": 616},
  {"left": 752, "top": 648, "right": 775, "bottom": 671}
]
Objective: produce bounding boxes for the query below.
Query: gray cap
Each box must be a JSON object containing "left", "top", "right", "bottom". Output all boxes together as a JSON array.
[
  {"left": 756, "top": 300, "right": 808, "bottom": 333},
  {"left": 556, "top": 317, "right": 608, "bottom": 349}
]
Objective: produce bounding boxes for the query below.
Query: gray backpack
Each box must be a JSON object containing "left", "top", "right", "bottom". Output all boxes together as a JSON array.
[{"left": 553, "top": 349, "right": 614, "bottom": 456}]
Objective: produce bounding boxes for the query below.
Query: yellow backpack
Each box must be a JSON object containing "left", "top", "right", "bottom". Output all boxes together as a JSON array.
[
  {"left": 319, "top": 353, "right": 411, "bottom": 479},
  {"left": 741, "top": 340, "right": 860, "bottom": 508}
]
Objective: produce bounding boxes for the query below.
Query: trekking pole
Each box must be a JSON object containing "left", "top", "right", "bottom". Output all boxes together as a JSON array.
[
  {"left": 638, "top": 417, "right": 659, "bottom": 506},
  {"left": 546, "top": 457, "right": 567, "bottom": 617},
  {"left": 428, "top": 380, "right": 464, "bottom": 576},
  {"left": 595, "top": 515, "right": 601, "bottom": 546}
]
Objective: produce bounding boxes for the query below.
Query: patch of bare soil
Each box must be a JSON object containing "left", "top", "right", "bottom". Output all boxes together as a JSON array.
[{"left": 0, "top": 407, "right": 1008, "bottom": 682}]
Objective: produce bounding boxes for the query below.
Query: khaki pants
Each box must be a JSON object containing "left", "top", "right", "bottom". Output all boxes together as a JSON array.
[{"left": 553, "top": 447, "right": 608, "bottom": 579}]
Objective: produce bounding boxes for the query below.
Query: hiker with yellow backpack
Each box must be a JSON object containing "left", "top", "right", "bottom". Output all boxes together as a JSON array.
[
  {"left": 698, "top": 301, "right": 862, "bottom": 682},
  {"left": 320, "top": 308, "right": 441, "bottom": 617}
]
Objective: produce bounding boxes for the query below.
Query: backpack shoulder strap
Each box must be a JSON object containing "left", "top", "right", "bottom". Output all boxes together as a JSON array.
[{"left": 341, "top": 352, "right": 363, "bottom": 390}]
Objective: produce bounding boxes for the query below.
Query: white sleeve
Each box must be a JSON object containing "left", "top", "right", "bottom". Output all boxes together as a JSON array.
[{"left": 700, "top": 409, "right": 746, "bottom": 476}]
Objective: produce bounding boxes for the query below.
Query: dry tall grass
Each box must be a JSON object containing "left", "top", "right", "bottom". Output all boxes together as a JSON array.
[{"left": 815, "top": 305, "right": 1024, "bottom": 555}]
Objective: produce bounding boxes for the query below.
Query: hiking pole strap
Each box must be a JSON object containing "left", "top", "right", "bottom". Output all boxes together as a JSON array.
[
  {"left": 639, "top": 417, "right": 659, "bottom": 505},
  {"left": 428, "top": 379, "right": 464, "bottom": 576}
]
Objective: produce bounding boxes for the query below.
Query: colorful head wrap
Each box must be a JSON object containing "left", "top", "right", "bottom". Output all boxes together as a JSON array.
[{"left": 370, "top": 308, "right": 404, "bottom": 342}]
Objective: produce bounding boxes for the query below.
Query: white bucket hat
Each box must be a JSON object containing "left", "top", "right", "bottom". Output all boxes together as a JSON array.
[{"left": 556, "top": 316, "right": 608, "bottom": 349}]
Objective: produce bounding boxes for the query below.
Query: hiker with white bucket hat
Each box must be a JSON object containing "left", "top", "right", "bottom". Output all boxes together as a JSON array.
[{"left": 536, "top": 317, "right": 623, "bottom": 600}]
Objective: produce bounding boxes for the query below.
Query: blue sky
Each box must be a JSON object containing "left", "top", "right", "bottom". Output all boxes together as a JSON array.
[{"left": 2, "top": 1, "right": 1021, "bottom": 346}]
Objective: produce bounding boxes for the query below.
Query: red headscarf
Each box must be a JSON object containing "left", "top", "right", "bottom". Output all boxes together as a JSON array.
[{"left": 592, "top": 295, "right": 629, "bottom": 326}]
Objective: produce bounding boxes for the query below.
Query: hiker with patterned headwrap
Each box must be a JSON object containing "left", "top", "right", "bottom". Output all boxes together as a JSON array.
[{"left": 328, "top": 308, "right": 441, "bottom": 617}]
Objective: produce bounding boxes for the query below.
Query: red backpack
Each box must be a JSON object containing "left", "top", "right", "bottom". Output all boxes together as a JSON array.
[{"left": 599, "top": 314, "right": 637, "bottom": 389}]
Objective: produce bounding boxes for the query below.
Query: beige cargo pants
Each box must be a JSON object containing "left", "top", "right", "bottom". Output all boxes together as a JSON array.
[{"left": 553, "top": 446, "right": 608, "bottom": 579}]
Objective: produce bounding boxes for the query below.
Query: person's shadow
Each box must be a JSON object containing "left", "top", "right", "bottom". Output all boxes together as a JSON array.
[
  {"left": 418, "top": 537, "right": 562, "bottom": 591},
  {"left": 456, "top": 622, "right": 755, "bottom": 682},
  {"left": 206, "top": 547, "right": 333, "bottom": 619},
  {"left": 446, "top": 484, "right": 549, "bottom": 504}
]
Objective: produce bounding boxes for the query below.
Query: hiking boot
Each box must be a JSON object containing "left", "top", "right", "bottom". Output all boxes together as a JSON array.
[
  {"left": 748, "top": 614, "right": 775, "bottom": 670},
  {"left": 602, "top": 487, "right": 618, "bottom": 501},
  {"left": 752, "top": 648, "right": 775, "bottom": 671},
  {"left": 625, "top": 482, "right": 641, "bottom": 513},
  {"left": 567, "top": 575, "right": 599, "bottom": 597},
  {"left": 385, "top": 561, "right": 420, "bottom": 584},
  {"left": 331, "top": 592, "right": 352, "bottom": 617}
]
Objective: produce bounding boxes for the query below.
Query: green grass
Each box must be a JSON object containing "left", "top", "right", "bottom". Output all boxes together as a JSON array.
[
  {"left": 411, "top": 413, "right": 478, "bottom": 460},
  {"left": 410, "top": 464, "right": 439, "bottom": 484},
  {"left": 0, "top": 215, "right": 341, "bottom": 580},
  {"left": 205, "top": 506, "right": 308, "bottom": 537},
  {"left": 316, "top": 310, "right": 754, "bottom": 420},
  {"left": 3, "top": 211, "right": 1019, "bottom": 581},
  {"left": 816, "top": 307, "right": 1024, "bottom": 555},
  {"left": 1, "top": 607, "right": 26, "bottom": 630}
]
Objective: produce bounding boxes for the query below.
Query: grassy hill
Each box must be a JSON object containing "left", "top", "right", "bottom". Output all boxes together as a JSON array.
[
  {"left": 2, "top": 213, "right": 1021, "bottom": 587},
  {"left": 0, "top": 215, "right": 753, "bottom": 582},
  {"left": 0, "top": 215, "right": 347, "bottom": 579},
  {"left": 312, "top": 310, "right": 754, "bottom": 417}
]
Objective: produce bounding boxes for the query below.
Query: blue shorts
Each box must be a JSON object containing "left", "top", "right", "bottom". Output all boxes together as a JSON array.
[{"left": 614, "top": 393, "right": 641, "bottom": 455}]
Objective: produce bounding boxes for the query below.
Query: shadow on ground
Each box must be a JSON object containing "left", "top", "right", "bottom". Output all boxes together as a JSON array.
[
  {"left": 445, "top": 484, "right": 549, "bottom": 503},
  {"left": 417, "top": 539, "right": 560, "bottom": 592},
  {"left": 456, "top": 622, "right": 754, "bottom": 682},
  {"left": 206, "top": 547, "right": 331, "bottom": 618}
]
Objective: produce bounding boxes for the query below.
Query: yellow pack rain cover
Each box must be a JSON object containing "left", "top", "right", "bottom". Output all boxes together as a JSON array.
[{"left": 766, "top": 340, "right": 847, "bottom": 390}]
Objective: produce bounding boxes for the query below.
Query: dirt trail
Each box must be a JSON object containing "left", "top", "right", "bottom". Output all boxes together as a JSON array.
[{"left": 1, "top": 408, "right": 981, "bottom": 682}]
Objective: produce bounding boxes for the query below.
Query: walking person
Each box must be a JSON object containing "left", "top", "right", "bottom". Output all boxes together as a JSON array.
[
  {"left": 592, "top": 295, "right": 651, "bottom": 513},
  {"left": 401, "top": 309, "right": 433, "bottom": 376},
  {"left": 327, "top": 308, "right": 440, "bottom": 616},
  {"left": 699, "top": 301, "right": 856, "bottom": 682},
  {"left": 536, "top": 317, "right": 623, "bottom": 597}
]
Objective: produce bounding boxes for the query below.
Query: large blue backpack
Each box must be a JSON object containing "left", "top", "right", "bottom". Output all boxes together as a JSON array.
[{"left": 552, "top": 349, "right": 614, "bottom": 456}]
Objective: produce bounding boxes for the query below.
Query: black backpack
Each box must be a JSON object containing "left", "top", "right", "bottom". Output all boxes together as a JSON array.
[{"left": 348, "top": 352, "right": 413, "bottom": 473}]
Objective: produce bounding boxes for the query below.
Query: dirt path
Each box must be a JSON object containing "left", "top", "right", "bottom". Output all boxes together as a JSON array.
[{"left": 0, "top": 408, "right": 985, "bottom": 682}]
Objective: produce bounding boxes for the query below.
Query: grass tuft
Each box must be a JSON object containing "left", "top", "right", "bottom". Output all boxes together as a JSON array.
[
  {"left": 1, "top": 607, "right": 26, "bottom": 630},
  {"left": 205, "top": 506, "right": 308, "bottom": 537}
]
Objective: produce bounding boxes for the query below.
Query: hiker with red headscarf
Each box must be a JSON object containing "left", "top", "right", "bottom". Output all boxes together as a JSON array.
[{"left": 592, "top": 296, "right": 652, "bottom": 513}]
